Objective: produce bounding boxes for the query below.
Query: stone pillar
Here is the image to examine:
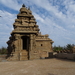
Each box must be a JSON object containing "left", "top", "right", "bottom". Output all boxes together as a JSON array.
[
  {"left": 18, "top": 36, "right": 22, "bottom": 52},
  {"left": 20, "top": 38, "right": 22, "bottom": 50},
  {"left": 30, "top": 34, "right": 33, "bottom": 51},
  {"left": 29, "top": 34, "right": 34, "bottom": 59},
  {"left": 14, "top": 34, "right": 21, "bottom": 53},
  {"left": 14, "top": 38, "right": 18, "bottom": 53}
]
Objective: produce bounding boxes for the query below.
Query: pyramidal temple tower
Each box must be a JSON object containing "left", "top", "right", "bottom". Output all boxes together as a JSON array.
[{"left": 7, "top": 4, "right": 54, "bottom": 61}]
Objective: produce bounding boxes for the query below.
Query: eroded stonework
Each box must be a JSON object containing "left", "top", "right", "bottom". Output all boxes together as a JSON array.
[{"left": 7, "top": 4, "right": 54, "bottom": 61}]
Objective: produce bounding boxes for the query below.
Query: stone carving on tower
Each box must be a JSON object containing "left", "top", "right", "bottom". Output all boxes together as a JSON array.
[{"left": 7, "top": 4, "right": 54, "bottom": 61}]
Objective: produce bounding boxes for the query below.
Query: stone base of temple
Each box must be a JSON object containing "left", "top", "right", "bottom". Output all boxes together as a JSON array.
[
  {"left": 29, "top": 54, "right": 40, "bottom": 60},
  {"left": 6, "top": 51, "right": 54, "bottom": 61},
  {"left": 6, "top": 50, "right": 29, "bottom": 61},
  {"left": 6, "top": 53, "right": 20, "bottom": 61}
]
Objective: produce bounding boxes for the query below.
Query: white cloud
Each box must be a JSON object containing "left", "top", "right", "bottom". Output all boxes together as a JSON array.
[
  {"left": 33, "top": 13, "right": 44, "bottom": 22},
  {"left": 0, "top": 0, "right": 21, "bottom": 10},
  {"left": 0, "top": 10, "right": 16, "bottom": 47},
  {"left": 0, "top": 0, "right": 75, "bottom": 47}
]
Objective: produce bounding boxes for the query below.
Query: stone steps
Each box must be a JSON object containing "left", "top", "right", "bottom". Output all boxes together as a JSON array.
[{"left": 20, "top": 50, "right": 28, "bottom": 60}]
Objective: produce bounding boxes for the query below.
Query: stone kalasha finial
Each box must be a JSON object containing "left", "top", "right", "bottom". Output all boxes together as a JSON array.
[{"left": 22, "top": 4, "right": 25, "bottom": 7}]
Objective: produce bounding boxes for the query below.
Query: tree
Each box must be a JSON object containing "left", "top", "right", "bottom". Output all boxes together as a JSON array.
[
  {"left": 53, "top": 45, "right": 63, "bottom": 53},
  {"left": 0, "top": 47, "right": 7, "bottom": 54},
  {"left": 53, "top": 44, "right": 75, "bottom": 53},
  {"left": 65, "top": 44, "right": 74, "bottom": 53}
]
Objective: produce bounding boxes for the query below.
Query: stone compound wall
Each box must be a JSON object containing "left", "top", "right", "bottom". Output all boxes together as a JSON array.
[{"left": 55, "top": 53, "right": 75, "bottom": 60}]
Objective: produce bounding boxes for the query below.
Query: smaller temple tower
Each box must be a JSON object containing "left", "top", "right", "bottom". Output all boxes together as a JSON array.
[{"left": 7, "top": 4, "right": 54, "bottom": 61}]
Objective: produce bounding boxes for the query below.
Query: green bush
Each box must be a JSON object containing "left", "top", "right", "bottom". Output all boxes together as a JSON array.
[
  {"left": 53, "top": 46, "right": 63, "bottom": 52},
  {"left": 53, "top": 44, "right": 74, "bottom": 53}
]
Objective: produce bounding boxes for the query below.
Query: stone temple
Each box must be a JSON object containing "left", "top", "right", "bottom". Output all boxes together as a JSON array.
[{"left": 7, "top": 4, "right": 54, "bottom": 61}]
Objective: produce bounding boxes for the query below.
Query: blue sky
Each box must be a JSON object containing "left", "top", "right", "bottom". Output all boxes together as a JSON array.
[{"left": 0, "top": 0, "right": 75, "bottom": 48}]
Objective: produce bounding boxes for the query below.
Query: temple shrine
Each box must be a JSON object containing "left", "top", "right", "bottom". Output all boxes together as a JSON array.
[{"left": 7, "top": 4, "right": 54, "bottom": 61}]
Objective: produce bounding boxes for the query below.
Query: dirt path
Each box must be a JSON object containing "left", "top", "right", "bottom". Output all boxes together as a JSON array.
[{"left": 0, "top": 58, "right": 75, "bottom": 75}]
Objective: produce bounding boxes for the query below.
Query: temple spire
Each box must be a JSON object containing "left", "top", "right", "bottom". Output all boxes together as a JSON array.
[{"left": 22, "top": 4, "right": 25, "bottom": 7}]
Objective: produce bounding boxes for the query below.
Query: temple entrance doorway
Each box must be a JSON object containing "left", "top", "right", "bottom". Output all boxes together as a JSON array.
[
  {"left": 20, "top": 36, "right": 30, "bottom": 60},
  {"left": 22, "top": 36, "right": 30, "bottom": 51}
]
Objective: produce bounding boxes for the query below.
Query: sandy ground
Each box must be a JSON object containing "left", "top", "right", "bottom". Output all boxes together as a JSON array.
[{"left": 0, "top": 58, "right": 75, "bottom": 75}]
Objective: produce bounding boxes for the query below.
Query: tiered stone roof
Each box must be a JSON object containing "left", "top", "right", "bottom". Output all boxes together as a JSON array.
[{"left": 12, "top": 4, "right": 39, "bottom": 34}]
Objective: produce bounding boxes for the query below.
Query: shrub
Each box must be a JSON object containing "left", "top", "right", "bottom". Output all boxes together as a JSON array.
[{"left": 0, "top": 47, "right": 7, "bottom": 55}]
